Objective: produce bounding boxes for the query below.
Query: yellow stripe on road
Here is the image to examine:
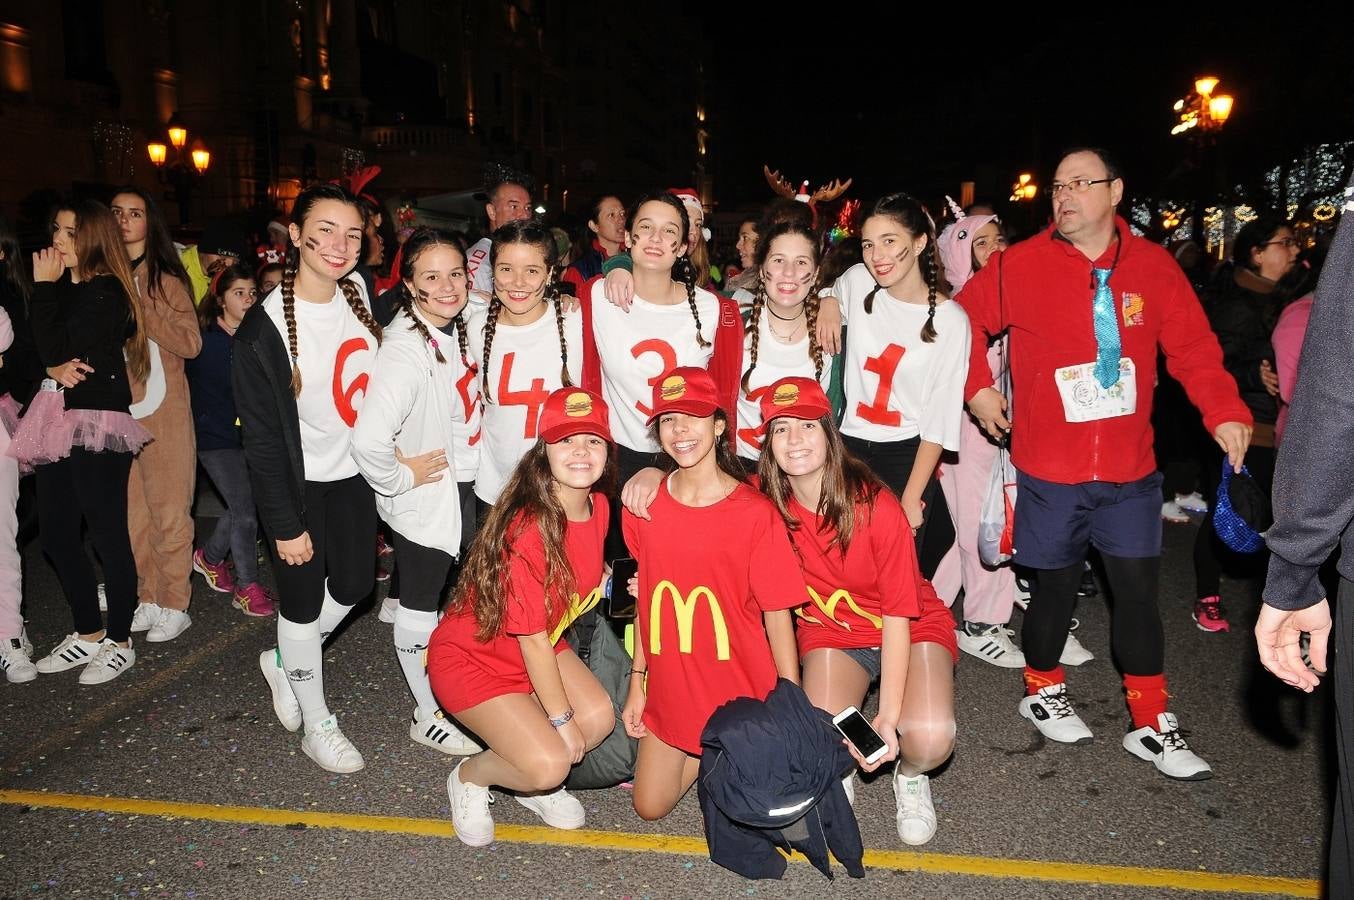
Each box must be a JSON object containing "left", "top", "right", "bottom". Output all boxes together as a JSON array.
[{"left": 0, "top": 789, "right": 1319, "bottom": 897}]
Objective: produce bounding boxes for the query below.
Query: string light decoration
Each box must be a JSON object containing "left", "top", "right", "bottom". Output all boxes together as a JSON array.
[
  {"left": 827, "top": 199, "right": 860, "bottom": 246},
  {"left": 92, "top": 121, "right": 135, "bottom": 180}
]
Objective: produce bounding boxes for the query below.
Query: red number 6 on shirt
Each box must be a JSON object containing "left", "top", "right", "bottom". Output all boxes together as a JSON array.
[
  {"left": 333, "top": 337, "right": 370, "bottom": 427},
  {"left": 631, "top": 339, "right": 678, "bottom": 417}
]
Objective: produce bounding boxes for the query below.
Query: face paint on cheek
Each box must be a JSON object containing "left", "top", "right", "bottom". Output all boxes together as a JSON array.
[
  {"left": 304, "top": 237, "right": 319, "bottom": 252},
  {"left": 415, "top": 287, "right": 432, "bottom": 302}
]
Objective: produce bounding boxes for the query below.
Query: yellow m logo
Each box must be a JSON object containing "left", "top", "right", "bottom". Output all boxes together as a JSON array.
[
  {"left": 795, "top": 587, "right": 883, "bottom": 631},
  {"left": 649, "top": 580, "right": 730, "bottom": 661},
  {"left": 548, "top": 587, "right": 603, "bottom": 645}
]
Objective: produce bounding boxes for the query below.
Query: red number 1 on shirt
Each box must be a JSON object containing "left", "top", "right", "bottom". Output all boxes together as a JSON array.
[
  {"left": 737, "top": 384, "right": 771, "bottom": 451},
  {"left": 631, "top": 339, "right": 678, "bottom": 417},
  {"left": 497, "top": 351, "right": 550, "bottom": 439},
  {"left": 455, "top": 360, "right": 482, "bottom": 446},
  {"left": 854, "top": 343, "right": 904, "bottom": 427}
]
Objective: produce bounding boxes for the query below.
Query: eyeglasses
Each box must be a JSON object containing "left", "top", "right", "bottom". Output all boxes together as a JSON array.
[
  {"left": 1263, "top": 237, "right": 1299, "bottom": 249},
  {"left": 1049, "top": 178, "right": 1114, "bottom": 197}
]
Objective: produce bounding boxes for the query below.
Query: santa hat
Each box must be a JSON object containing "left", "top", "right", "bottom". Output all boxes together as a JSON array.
[{"left": 666, "top": 187, "right": 711, "bottom": 242}]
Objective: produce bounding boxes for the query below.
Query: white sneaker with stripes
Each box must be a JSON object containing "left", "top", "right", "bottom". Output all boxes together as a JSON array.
[
  {"left": 78, "top": 638, "right": 136, "bottom": 685},
  {"left": 35, "top": 633, "right": 103, "bottom": 673},
  {"left": 956, "top": 622, "right": 1025, "bottom": 668},
  {"left": 410, "top": 708, "right": 481, "bottom": 755}
]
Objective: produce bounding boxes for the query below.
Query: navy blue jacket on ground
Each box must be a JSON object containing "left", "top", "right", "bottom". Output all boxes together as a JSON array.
[{"left": 698, "top": 678, "right": 865, "bottom": 880}]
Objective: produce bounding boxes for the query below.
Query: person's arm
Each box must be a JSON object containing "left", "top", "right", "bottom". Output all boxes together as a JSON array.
[
  {"left": 31, "top": 276, "right": 128, "bottom": 364},
  {"left": 954, "top": 258, "right": 1011, "bottom": 437},
  {"left": 1272, "top": 299, "right": 1312, "bottom": 408},
  {"left": 351, "top": 345, "right": 430, "bottom": 497},
  {"left": 708, "top": 295, "right": 743, "bottom": 451},
  {"left": 901, "top": 441, "right": 942, "bottom": 530},
  {"left": 0, "top": 305, "right": 14, "bottom": 356},
  {"left": 578, "top": 280, "right": 602, "bottom": 393},
  {"left": 763, "top": 608, "right": 799, "bottom": 684},
  {"left": 518, "top": 631, "right": 587, "bottom": 762},
  {"left": 144, "top": 275, "right": 204, "bottom": 359},
  {"left": 232, "top": 325, "right": 306, "bottom": 542}
]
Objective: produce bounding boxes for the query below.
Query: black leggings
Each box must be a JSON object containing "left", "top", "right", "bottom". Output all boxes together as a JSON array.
[
  {"left": 841, "top": 434, "right": 954, "bottom": 580},
  {"left": 269, "top": 475, "right": 376, "bottom": 624},
  {"left": 606, "top": 444, "right": 667, "bottom": 562},
  {"left": 1023, "top": 554, "right": 1163, "bottom": 674},
  {"left": 1193, "top": 444, "right": 1275, "bottom": 599},
  {"left": 36, "top": 448, "right": 138, "bottom": 642},
  {"left": 390, "top": 530, "right": 454, "bottom": 613}
]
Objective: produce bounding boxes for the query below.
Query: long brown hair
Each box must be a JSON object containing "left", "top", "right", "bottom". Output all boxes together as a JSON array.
[
  {"left": 480, "top": 220, "right": 573, "bottom": 401},
  {"left": 756, "top": 413, "right": 887, "bottom": 554},
  {"left": 396, "top": 227, "right": 469, "bottom": 366},
  {"left": 450, "top": 441, "right": 615, "bottom": 642},
  {"left": 741, "top": 221, "right": 825, "bottom": 393},
  {"left": 61, "top": 199, "right": 150, "bottom": 383},
  {"left": 861, "top": 193, "right": 941, "bottom": 343}
]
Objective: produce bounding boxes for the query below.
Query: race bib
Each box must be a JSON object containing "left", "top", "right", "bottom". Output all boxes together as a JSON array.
[{"left": 1054, "top": 359, "right": 1137, "bottom": 423}]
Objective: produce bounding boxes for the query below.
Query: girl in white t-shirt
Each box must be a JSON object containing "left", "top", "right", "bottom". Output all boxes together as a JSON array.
[
  {"left": 824, "top": 193, "right": 971, "bottom": 579},
  {"left": 352, "top": 227, "right": 483, "bottom": 758},
  {"left": 233, "top": 183, "right": 383, "bottom": 774},
  {"left": 470, "top": 221, "right": 583, "bottom": 508},
  {"left": 735, "top": 221, "right": 832, "bottom": 465}
]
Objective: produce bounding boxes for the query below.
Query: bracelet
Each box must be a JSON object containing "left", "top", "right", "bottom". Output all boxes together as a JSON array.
[
  {"left": 629, "top": 668, "right": 647, "bottom": 677},
  {"left": 548, "top": 708, "right": 575, "bottom": 728}
]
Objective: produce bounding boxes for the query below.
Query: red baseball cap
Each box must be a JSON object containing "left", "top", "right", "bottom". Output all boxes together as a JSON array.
[
  {"left": 538, "top": 388, "right": 612, "bottom": 443},
  {"left": 757, "top": 377, "right": 832, "bottom": 434},
  {"left": 646, "top": 367, "right": 720, "bottom": 424}
]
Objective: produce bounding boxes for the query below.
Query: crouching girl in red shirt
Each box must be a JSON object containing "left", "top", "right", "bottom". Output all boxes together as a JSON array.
[
  {"left": 427, "top": 387, "right": 615, "bottom": 847},
  {"left": 621, "top": 366, "right": 802, "bottom": 822},
  {"left": 757, "top": 376, "right": 957, "bottom": 847}
]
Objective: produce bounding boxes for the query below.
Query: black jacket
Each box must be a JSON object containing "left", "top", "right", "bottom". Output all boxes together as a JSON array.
[
  {"left": 698, "top": 679, "right": 865, "bottom": 881},
  {"left": 231, "top": 302, "right": 307, "bottom": 541},
  {"left": 29, "top": 273, "right": 135, "bottom": 411},
  {"left": 1205, "top": 266, "right": 1284, "bottom": 425},
  {"left": 0, "top": 281, "right": 43, "bottom": 407}
]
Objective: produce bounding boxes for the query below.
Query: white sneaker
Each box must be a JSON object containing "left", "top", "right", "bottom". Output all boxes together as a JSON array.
[
  {"left": 1019, "top": 683, "right": 1094, "bottom": 744},
  {"left": 78, "top": 638, "right": 136, "bottom": 685},
  {"left": 1059, "top": 632, "right": 1094, "bottom": 666},
  {"left": 301, "top": 715, "right": 365, "bottom": 773},
  {"left": 1, "top": 636, "right": 37, "bottom": 683},
  {"left": 378, "top": 596, "right": 399, "bottom": 624},
  {"left": 1161, "top": 501, "right": 1190, "bottom": 524},
  {"left": 956, "top": 622, "right": 1025, "bottom": 668},
  {"left": 130, "top": 602, "right": 163, "bottom": 633},
  {"left": 1175, "top": 491, "right": 1209, "bottom": 514},
  {"left": 410, "top": 709, "right": 480, "bottom": 756},
  {"left": 36, "top": 632, "right": 103, "bottom": 673},
  {"left": 893, "top": 770, "right": 937, "bottom": 845},
  {"left": 146, "top": 608, "right": 191, "bottom": 643},
  {"left": 515, "top": 787, "right": 586, "bottom": 830},
  {"left": 97, "top": 582, "right": 107, "bottom": 612},
  {"left": 448, "top": 760, "right": 496, "bottom": 846},
  {"left": 19, "top": 627, "right": 32, "bottom": 656},
  {"left": 841, "top": 772, "right": 855, "bottom": 807},
  {"left": 1123, "top": 712, "right": 1212, "bottom": 781},
  {"left": 259, "top": 649, "right": 303, "bottom": 732}
]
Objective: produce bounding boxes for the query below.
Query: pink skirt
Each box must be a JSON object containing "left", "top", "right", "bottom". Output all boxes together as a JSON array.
[
  {"left": 7, "top": 388, "right": 153, "bottom": 475},
  {"left": 0, "top": 394, "right": 20, "bottom": 438}
]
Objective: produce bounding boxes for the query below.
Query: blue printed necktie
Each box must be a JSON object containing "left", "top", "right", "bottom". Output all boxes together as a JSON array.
[{"left": 1091, "top": 267, "right": 1120, "bottom": 388}]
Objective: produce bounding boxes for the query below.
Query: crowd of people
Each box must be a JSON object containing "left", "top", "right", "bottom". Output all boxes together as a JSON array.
[{"left": 0, "top": 148, "right": 1336, "bottom": 870}]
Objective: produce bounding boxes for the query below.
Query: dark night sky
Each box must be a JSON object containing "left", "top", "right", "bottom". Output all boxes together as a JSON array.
[{"left": 699, "top": 12, "right": 1354, "bottom": 209}]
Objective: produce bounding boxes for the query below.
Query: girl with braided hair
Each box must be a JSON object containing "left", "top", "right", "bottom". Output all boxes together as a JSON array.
[
  {"left": 352, "top": 227, "right": 481, "bottom": 757},
  {"left": 733, "top": 221, "right": 832, "bottom": 467},
  {"left": 580, "top": 193, "right": 741, "bottom": 557},
  {"left": 469, "top": 221, "right": 582, "bottom": 508},
  {"left": 232, "top": 183, "right": 382, "bottom": 773},
  {"left": 820, "top": 193, "right": 971, "bottom": 580}
]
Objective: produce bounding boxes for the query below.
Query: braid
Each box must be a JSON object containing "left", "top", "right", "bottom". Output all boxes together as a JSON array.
[
  {"left": 480, "top": 295, "right": 502, "bottom": 402},
  {"left": 676, "top": 256, "right": 710, "bottom": 348},
  {"left": 549, "top": 274, "right": 574, "bottom": 387},
  {"left": 863, "top": 283, "right": 881, "bottom": 315},
  {"left": 453, "top": 310, "right": 471, "bottom": 367},
  {"left": 281, "top": 265, "right": 302, "bottom": 395},
  {"left": 401, "top": 285, "right": 446, "bottom": 364},
  {"left": 804, "top": 292, "right": 824, "bottom": 382},
  {"left": 340, "top": 277, "right": 383, "bottom": 344},
  {"left": 920, "top": 243, "right": 939, "bottom": 343},
  {"left": 740, "top": 280, "right": 765, "bottom": 393}
]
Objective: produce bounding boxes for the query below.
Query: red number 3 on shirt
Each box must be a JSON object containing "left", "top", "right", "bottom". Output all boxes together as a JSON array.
[
  {"left": 497, "top": 351, "right": 550, "bottom": 439},
  {"left": 854, "top": 343, "right": 905, "bottom": 427},
  {"left": 455, "top": 360, "right": 482, "bottom": 446},
  {"left": 332, "top": 337, "right": 370, "bottom": 427},
  {"left": 631, "top": 339, "right": 678, "bottom": 417},
  {"left": 738, "top": 384, "right": 772, "bottom": 451}
]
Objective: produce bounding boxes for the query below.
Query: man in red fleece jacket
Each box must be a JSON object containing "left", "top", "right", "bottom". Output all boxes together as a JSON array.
[{"left": 957, "top": 148, "right": 1252, "bottom": 781}]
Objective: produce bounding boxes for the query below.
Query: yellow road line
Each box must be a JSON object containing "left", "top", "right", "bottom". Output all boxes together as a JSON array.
[{"left": 0, "top": 789, "right": 1319, "bottom": 897}]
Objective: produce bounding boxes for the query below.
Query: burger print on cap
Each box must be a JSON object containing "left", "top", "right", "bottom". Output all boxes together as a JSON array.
[
  {"left": 646, "top": 366, "right": 721, "bottom": 423},
  {"left": 539, "top": 387, "right": 612, "bottom": 443}
]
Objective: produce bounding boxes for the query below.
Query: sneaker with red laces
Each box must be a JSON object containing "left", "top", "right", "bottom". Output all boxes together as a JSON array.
[
  {"left": 1193, "top": 595, "right": 1229, "bottom": 632},
  {"left": 234, "top": 582, "right": 277, "bottom": 617},
  {"left": 193, "top": 548, "right": 237, "bottom": 594}
]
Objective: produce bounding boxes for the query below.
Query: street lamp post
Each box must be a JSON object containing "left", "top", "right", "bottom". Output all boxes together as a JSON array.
[
  {"left": 1009, "top": 172, "right": 1038, "bottom": 232},
  {"left": 147, "top": 112, "right": 211, "bottom": 225},
  {"left": 1171, "top": 76, "right": 1234, "bottom": 245}
]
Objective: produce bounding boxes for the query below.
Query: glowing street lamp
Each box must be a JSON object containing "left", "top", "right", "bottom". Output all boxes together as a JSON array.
[
  {"left": 167, "top": 112, "right": 188, "bottom": 149},
  {"left": 146, "top": 142, "right": 168, "bottom": 167},
  {"left": 1171, "top": 76, "right": 1234, "bottom": 136},
  {"left": 1009, "top": 173, "right": 1037, "bottom": 202}
]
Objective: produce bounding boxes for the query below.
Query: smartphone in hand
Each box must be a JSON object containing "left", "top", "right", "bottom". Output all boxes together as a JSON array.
[{"left": 832, "top": 706, "right": 888, "bottom": 765}]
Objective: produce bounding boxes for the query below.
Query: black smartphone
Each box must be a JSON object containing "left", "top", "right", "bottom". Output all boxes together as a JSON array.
[
  {"left": 607, "top": 557, "right": 638, "bottom": 620},
  {"left": 832, "top": 706, "right": 889, "bottom": 764}
]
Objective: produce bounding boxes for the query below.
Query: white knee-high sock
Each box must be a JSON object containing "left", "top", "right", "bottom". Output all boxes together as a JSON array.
[
  {"left": 393, "top": 605, "right": 440, "bottom": 721},
  {"left": 277, "top": 614, "right": 329, "bottom": 729},
  {"left": 317, "top": 581, "right": 357, "bottom": 642}
]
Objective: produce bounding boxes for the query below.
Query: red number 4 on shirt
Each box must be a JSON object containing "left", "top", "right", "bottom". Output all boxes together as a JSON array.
[
  {"left": 854, "top": 343, "right": 904, "bottom": 427},
  {"left": 497, "top": 351, "right": 550, "bottom": 439}
]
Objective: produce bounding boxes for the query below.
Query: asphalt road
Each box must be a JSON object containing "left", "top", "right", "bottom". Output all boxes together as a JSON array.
[{"left": 0, "top": 496, "right": 1332, "bottom": 899}]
